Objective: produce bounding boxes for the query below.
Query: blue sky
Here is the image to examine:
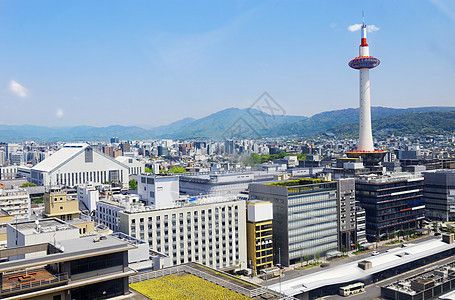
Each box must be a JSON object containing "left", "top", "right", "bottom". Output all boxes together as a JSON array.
[{"left": 0, "top": 0, "right": 454, "bottom": 127}]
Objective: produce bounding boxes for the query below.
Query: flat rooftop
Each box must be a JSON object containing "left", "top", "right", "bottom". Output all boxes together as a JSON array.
[
  {"left": 264, "top": 178, "right": 331, "bottom": 187},
  {"left": 269, "top": 239, "right": 455, "bottom": 296},
  {"left": 12, "top": 218, "right": 78, "bottom": 235},
  {"left": 0, "top": 235, "right": 136, "bottom": 273}
]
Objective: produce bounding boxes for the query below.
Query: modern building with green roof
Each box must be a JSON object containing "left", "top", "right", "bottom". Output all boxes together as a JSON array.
[{"left": 249, "top": 178, "right": 338, "bottom": 266}]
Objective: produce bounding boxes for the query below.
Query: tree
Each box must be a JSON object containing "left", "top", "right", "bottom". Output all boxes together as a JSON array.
[
  {"left": 145, "top": 167, "right": 153, "bottom": 173},
  {"left": 129, "top": 179, "right": 137, "bottom": 190},
  {"left": 20, "top": 182, "right": 36, "bottom": 187},
  {"left": 433, "top": 222, "right": 439, "bottom": 233},
  {"left": 304, "top": 256, "right": 310, "bottom": 266},
  {"left": 169, "top": 167, "right": 187, "bottom": 174},
  {"left": 341, "top": 245, "right": 347, "bottom": 255},
  {"left": 315, "top": 253, "right": 320, "bottom": 262}
]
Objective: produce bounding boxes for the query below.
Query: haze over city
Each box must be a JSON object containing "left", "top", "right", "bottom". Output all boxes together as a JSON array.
[{"left": 1, "top": 0, "right": 454, "bottom": 127}]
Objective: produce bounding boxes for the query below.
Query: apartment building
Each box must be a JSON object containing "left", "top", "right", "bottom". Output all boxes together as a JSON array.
[{"left": 0, "top": 187, "right": 31, "bottom": 220}]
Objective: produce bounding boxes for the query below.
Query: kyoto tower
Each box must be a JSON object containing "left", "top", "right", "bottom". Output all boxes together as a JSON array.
[{"left": 346, "top": 15, "right": 387, "bottom": 166}]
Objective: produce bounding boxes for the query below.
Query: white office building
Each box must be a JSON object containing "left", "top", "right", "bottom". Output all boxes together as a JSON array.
[
  {"left": 118, "top": 195, "right": 247, "bottom": 271},
  {"left": 138, "top": 174, "right": 179, "bottom": 208},
  {"left": 77, "top": 182, "right": 100, "bottom": 212},
  {"left": 29, "top": 143, "right": 129, "bottom": 188}
]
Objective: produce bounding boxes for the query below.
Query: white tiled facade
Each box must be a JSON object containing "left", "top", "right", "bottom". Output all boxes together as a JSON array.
[{"left": 119, "top": 199, "right": 247, "bottom": 270}]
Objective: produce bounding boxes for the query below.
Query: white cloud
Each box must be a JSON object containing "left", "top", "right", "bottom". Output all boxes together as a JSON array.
[
  {"left": 56, "top": 108, "right": 64, "bottom": 118},
  {"left": 367, "top": 25, "right": 380, "bottom": 32},
  {"left": 348, "top": 24, "right": 362, "bottom": 32},
  {"left": 347, "top": 24, "right": 380, "bottom": 33},
  {"left": 9, "top": 80, "right": 30, "bottom": 98}
]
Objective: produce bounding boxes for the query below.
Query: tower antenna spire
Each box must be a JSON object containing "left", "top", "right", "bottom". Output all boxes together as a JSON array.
[{"left": 362, "top": 11, "right": 365, "bottom": 26}]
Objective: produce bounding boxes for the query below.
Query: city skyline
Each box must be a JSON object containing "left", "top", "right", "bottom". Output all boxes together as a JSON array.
[{"left": 0, "top": 0, "right": 454, "bottom": 127}]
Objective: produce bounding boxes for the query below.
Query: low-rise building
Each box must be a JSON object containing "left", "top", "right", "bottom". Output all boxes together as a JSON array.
[{"left": 0, "top": 234, "right": 136, "bottom": 299}]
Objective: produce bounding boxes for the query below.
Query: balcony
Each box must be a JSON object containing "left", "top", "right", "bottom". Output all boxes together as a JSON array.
[{"left": 1, "top": 269, "right": 69, "bottom": 296}]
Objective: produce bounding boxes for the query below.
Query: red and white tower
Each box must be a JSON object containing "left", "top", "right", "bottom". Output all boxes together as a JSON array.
[
  {"left": 347, "top": 16, "right": 386, "bottom": 166},
  {"left": 348, "top": 18, "right": 380, "bottom": 151}
]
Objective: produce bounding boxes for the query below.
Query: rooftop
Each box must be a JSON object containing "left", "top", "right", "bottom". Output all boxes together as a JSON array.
[
  {"left": 269, "top": 238, "right": 455, "bottom": 296},
  {"left": 264, "top": 178, "right": 331, "bottom": 187},
  {"left": 11, "top": 218, "right": 78, "bottom": 235},
  {"left": 356, "top": 172, "right": 424, "bottom": 184},
  {"left": 32, "top": 143, "right": 89, "bottom": 172},
  {"left": 0, "top": 235, "right": 136, "bottom": 273}
]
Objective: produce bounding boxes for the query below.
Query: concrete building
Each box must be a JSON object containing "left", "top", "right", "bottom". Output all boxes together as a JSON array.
[
  {"left": 43, "top": 191, "right": 96, "bottom": 235},
  {"left": 356, "top": 173, "right": 425, "bottom": 242},
  {"left": 30, "top": 143, "right": 129, "bottom": 188},
  {"left": 118, "top": 195, "right": 247, "bottom": 271},
  {"left": 0, "top": 187, "right": 31, "bottom": 220},
  {"left": 249, "top": 178, "right": 338, "bottom": 266},
  {"left": 97, "top": 194, "right": 142, "bottom": 232},
  {"left": 0, "top": 234, "right": 135, "bottom": 299},
  {"left": 246, "top": 200, "right": 273, "bottom": 276},
  {"left": 138, "top": 174, "right": 179, "bottom": 208},
  {"left": 423, "top": 169, "right": 455, "bottom": 221},
  {"left": 115, "top": 156, "right": 144, "bottom": 175},
  {"left": 179, "top": 171, "right": 275, "bottom": 196},
  {"left": 7, "top": 218, "right": 80, "bottom": 250},
  {"left": 336, "top": 178, "right": 357, "bottom": 251},
  {"left": 77, "top": 182, "right": 99, "bottom": 212},
  {"left": 0, "top": 166, "right": 17, "bottom": 180}
]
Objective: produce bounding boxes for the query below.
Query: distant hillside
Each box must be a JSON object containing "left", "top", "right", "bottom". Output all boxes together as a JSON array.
[
  {"left": 0, "top": 106, "right": 453, "bottom": 142},
  {"left": 268, "top": 106, "right": 455, "bottom": 137},
  {"left": 329, "top": 111, "right": 455, "bottom": 137},
  {"left": 0, "top": 125, "right": 151, "bottom": 142},
  {"left": 151, "top": 108, "right": 306, "bottom": 139}
]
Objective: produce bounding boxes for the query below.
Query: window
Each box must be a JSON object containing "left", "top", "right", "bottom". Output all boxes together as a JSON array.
[{"left": 85, "top": 148, "right": 93, "bottom": 163}]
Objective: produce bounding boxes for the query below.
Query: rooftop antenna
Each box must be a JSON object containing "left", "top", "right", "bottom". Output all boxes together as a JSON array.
[{"left": 362, "top": 11, "right": 365, "bottom": 26}]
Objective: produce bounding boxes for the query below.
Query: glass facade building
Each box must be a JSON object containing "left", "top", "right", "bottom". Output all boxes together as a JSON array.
[
  {"left": 249, "top": 179, "right": 338, "bottom": 266},
  {"left": 356, "top": 173, "right": 425, "bottom": 242}
]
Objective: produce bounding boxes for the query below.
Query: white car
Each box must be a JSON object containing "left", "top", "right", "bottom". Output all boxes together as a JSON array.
[{"left": 371, "top": 251, "right": 379, "bottom": 256}]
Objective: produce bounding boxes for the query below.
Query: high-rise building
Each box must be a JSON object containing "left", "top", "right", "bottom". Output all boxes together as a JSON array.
[
  {"left": 423, "top": 170, "right": 455, "bottom": 221},
  {"left": 249, "top": 178, "right": 338, "bottom": 266},
  {"left": 356, "top": 173, "right": 425, "bottom": 242}
]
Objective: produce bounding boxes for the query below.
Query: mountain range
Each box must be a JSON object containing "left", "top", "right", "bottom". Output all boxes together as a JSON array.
[{"left": 0, "top": 106, "right": 454, "bottom": 142}]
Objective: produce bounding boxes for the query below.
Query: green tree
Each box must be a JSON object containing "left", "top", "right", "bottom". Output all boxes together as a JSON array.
[
  {"left": 169, "top": 167, "right": 187, "bottom": 174},
  {"left": 145, "top": 167, "right": 153, "bottom": 173},
  {"left": 341, "top": 245, "right": 347, "bottom": 255},
  {"left": 20, "top": 182, "right": 36, "bottom": 187},
  {"left": 304, "top": 255, "right": 310, "bottom": 266},
  {"left": 129, "top": 179, "right": 137, "bottom": 190},
  {"left": 315, "top": 253, "right": 320, "bottom": 262}
]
